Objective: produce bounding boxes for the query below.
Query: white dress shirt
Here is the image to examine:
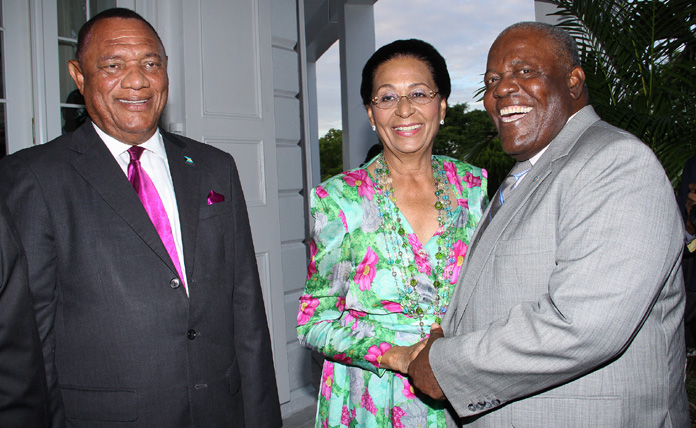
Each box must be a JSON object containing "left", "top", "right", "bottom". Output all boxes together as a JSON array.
[{"left": 94, "top": 123, "right": 188, "bottom": 293}]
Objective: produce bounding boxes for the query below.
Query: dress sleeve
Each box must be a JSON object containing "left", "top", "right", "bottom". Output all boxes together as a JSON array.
[{"left": 297, "top": 186, "right": 396, "bottom": 376}]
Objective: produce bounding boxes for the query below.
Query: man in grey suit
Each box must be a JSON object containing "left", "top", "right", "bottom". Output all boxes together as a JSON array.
[
  {"left": 0, "top": 8, "right": 281, "bottom": 427},
  {"left": 408, "top": 22, "right": 689, "bottom": 427}
]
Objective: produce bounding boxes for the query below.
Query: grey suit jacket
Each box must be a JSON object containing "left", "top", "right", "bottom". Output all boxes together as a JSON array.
[
  {"left": 0, "top": 122, "right": 282, "bottom": 428},
  {"left": 431, "top": 106, "right": 689, "bottom": 428}
]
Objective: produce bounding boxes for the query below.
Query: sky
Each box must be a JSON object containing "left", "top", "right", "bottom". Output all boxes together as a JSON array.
[{"left": 316, "top": 0, "right": 536, "bottom": 136}]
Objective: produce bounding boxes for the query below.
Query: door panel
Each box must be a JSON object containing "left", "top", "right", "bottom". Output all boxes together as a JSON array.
[{"left": 181, "top": 0, "right": 290, "bottom": 402}]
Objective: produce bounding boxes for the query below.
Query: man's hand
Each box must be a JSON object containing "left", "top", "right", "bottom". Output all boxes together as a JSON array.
[
  {"left": 380, "top": 340, "right": 427, "bottom": 374},
  {"left": 687, "top": 183, "right": 696, "bottom": 234},
  {"left": 407, "top": 323, "right": 446, "bottom": 400}
]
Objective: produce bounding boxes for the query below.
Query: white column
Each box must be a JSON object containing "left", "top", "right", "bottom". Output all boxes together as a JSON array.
[
  {"left": 306, "top": 61, "right": 322, "bottom": 187},
  {"left": 4, "top": 0, "right": 34, "bottom": 152},
  {"left": 338, "top": 1, "right": 377, "bottom": 170}
]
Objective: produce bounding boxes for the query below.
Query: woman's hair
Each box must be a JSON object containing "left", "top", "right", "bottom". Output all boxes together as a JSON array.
[{"left": 360, "top": 39, "right": 451, "bottom": 106}]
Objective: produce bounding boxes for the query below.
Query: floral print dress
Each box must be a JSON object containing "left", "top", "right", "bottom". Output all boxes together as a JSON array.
[{"left": 298, "top": 155, "right": 487, "bottom": 428}]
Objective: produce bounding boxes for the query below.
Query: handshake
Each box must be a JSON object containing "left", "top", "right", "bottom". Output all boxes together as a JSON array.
[{"left": 378, "top": 323, "right": 446, "bottom": 400}]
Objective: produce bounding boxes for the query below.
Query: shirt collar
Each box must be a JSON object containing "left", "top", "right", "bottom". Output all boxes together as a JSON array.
[
  {"left": 528, "top": 110, "right": 581, "bottom": 166},
  {"left": 93, "top": 122, "right": 166, "bottom": 160}
]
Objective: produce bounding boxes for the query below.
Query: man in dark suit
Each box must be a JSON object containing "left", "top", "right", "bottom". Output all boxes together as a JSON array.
[
  {"left": 0, "top": 8, "right": 281, "bottom": 427},
  {"left": 0, "top": 198, "right": 49, "bottom": 427}
]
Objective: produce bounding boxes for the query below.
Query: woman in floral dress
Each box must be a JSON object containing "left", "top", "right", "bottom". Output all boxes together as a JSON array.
[{"left": 297, "top": 39, "right": 487, "bottom": 428}]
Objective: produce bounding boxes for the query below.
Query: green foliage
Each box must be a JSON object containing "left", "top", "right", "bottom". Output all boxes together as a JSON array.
[
  {"left": 468, "top": 140, "right": 516, "bottom": 194},
  {"left": 547, "top": 0, "right": 696, "bottom": 187},
  {"left": 319, "top": 128, "right": 344, "bottom": 182},
  {"left": 434, "top": 103, "right": 514, "bottom": 192}
]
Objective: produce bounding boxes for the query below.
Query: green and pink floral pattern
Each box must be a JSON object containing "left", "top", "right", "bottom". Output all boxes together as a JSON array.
[{"left": 298, "top": 155, "right": 487, "bottom": 428}]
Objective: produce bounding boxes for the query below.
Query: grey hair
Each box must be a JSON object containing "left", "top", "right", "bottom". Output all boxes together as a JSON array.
[{"left": 498, "top": 21, "right": 581, "bottom": 71}]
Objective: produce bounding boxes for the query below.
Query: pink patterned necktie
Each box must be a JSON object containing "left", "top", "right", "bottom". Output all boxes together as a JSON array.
[{"left": 127, "top": 146, "right": 185, "bottom": 289}]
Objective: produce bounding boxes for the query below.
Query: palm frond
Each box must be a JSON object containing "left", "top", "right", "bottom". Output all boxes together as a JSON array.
[{"left": 548, "top": 0, "right": 696, "bottom": 187}]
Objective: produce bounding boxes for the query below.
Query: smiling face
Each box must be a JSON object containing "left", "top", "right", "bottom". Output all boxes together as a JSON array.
[
  {"left": 483, "top": 27, "right": 585, "bottom": 161},
  {"left": 68, "top": 18, "right": 168, "bottom": 145},
  {"left": 366, "top": 56, "right": 446, "bottom": 159}
]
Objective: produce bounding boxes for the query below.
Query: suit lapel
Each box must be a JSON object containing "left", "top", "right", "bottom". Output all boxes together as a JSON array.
[
  {"left": 163, "top": 132, "right": 200, "bottom": 282},
  {"left": 69, "top": 122, "right": 179, "bottom": 277},
  {"left": 445, "top": 165, "right": 553, "bottom": 331},
  {"left": 446, "top": 106, "right": 602, "bottom": 330}
]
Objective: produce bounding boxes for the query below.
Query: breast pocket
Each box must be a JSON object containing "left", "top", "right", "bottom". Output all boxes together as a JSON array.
[
  {"left": 197, "top": 200, "right": 234, "bottom": 261},
  {"left": 200, "top": 200, "right": 233, "bottom": 220},
  {"left": 493, "top": 236, "right": 556, "bottom": 296}
]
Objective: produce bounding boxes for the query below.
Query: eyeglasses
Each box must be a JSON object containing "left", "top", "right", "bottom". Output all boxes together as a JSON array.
[{"left": 371, "top": 89, "right": 439, "bottom": 109}]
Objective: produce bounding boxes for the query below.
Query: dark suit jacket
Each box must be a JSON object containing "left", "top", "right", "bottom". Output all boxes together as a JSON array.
[
  {"left": 0, "top": 121, "right": 281, "bottom": 427},
  {"left": 0, "top": 198, "right": 49, "bottom": 427}
]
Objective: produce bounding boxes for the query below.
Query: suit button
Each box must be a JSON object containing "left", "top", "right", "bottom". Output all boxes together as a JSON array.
[
  {"left": 170, "top": 278, "right": 181, "bottom": 289},
  {"left": 476, "top": 402, "right": 485, "bottom": 410},
  {"left": 187, "top": 329, "right": 196, "bottom": 340},
  {"left": 468, "top": 404, "right": 476, "bottom": 412},
  {"left": 492, "top": 399, "right": 501, "bottom": 406}
]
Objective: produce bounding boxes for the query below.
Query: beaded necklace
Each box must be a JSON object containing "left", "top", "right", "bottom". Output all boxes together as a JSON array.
[{"left": 373, "top": 153, "right": 457, "bottom": 338}]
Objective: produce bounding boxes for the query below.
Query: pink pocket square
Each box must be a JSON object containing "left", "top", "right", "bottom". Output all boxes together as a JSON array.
[{"left": 207, "top": 190, "right": 225, "bottom": 205}]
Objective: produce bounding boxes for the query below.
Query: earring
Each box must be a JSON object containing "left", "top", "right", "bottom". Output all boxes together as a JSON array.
[
  {"left": 440, "top": 119, "right": 444, "bottom": 125},
  {"left": 372, "top": 125, "right": 376, "bottom": 131}
]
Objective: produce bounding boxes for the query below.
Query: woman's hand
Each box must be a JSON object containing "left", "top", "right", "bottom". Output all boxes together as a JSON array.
[{"left": 379, "top": 339, "right": 428, "bottom": 374}]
